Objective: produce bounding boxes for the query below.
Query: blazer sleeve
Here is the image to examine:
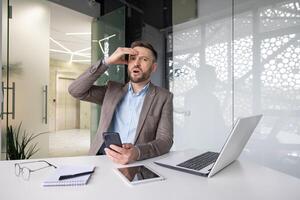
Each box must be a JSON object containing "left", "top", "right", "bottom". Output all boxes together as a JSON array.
[
  {"left": 68, "top": 60, "right": 109, "bottom": 105},
  {"left": 136, "top": 93, "right": 174, "bottom": 160}
]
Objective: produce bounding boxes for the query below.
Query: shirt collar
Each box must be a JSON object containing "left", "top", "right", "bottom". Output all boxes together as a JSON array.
[{"left": 128, "top": 82, "right": 150, "bottom": 96}]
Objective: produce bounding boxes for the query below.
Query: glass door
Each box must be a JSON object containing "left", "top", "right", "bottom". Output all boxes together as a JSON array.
[
  {"left": 1, "top": 0, "right": 125, "bottom": 159},
  {"left": 90, "top": 7, "right": 126, "bottom": 141},
  {"left": 1, "top": 0, "right": 50, "bottom": 159}
]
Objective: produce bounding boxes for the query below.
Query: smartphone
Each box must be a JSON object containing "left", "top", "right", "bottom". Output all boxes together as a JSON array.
[{"left": 103, "top": 132, "right": 122, "bottom": 149}]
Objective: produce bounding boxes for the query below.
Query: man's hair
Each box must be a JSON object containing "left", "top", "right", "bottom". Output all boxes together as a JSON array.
[{"left": 130, "top": 41, "right": 158, "bottom": 62}]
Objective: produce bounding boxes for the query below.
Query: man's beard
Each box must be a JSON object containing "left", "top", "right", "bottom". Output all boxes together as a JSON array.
[{"left": 128, "top": 67, "right": 152, "bottom": 83}]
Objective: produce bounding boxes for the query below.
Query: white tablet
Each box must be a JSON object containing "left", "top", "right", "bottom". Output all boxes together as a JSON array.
[{"left": 115, "top": 165, "right": 165, "bottom": 185}]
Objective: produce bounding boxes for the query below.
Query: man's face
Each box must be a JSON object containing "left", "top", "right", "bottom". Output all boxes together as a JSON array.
[{"left": 127, "top": 46, "right": 157, "bottom": 83}]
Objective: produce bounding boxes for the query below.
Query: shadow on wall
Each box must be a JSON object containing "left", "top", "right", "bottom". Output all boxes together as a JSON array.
[{"left": 176, "top": 64, "right": 227, "bottom": 152}]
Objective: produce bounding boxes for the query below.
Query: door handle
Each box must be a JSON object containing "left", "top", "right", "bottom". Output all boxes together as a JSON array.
[
  {"left": 43, "top": 85, "right": 48, "bottom": 124},
  {"left": 1, "top": 81, "right": 15, "bottom": 119},
  {"left": 11, "top": 82, "right": 15, "bottom": 119},
  {"left": 1, "top": 82, "right": 4, "bottom": 119}
]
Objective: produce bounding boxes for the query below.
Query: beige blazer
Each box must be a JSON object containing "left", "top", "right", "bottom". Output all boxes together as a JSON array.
[{"left": 68, "top": 60, "right": 173, "bottom": 160}]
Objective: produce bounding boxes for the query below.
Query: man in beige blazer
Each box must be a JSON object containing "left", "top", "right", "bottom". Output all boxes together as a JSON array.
[{"left": 69, "top": 41, "right": 173, "bottom": 164}]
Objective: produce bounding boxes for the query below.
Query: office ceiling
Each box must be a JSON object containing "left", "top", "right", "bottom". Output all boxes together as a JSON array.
[
  {"left": 49, "top": 0, "right": 171, "bottom": 63},
  {"left": 95, "top": 0, "right": 172, "bottom": 29},
  {"left": 49, "top": 2, "right": 93, "bottom": 64}
]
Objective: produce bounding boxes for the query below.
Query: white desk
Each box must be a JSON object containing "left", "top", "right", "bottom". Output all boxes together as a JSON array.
[{"left": 1, "top": 152, "right": 300, "bottom": 200}]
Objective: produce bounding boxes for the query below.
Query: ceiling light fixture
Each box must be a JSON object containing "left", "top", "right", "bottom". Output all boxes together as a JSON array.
[
  {"left": 72, "top": 59, "right": 91, "bottom": 62},
  {"left": 49, "top": 37, "right": 91, "bottom": 63},
  {"left": 50, "top": 37, "right": 71, "bottom": 52},
  {"left": 49, "top": 49, "right": 90, "bottom": 57},
  {"left": 65, "top": 32, "right": 91, "bottom": 36}
]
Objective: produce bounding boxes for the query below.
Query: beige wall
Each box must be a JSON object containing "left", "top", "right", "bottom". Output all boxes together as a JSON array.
[{"left": 49, "top": 58, "right": 90, "bottom": 132}]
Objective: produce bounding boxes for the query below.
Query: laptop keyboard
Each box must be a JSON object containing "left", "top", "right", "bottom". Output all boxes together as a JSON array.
[{"left": 177, "top": 151, "right": 219, "bottom": 171}]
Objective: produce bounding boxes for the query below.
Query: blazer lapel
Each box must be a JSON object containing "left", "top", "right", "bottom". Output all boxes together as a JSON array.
[{"left": 134, "top": 83, "right": 156, "bottom": 143}]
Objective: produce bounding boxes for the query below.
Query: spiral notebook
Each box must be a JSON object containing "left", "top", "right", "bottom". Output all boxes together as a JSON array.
[{"left": 42, "top": 165, "right": 95, "bottom": 187}]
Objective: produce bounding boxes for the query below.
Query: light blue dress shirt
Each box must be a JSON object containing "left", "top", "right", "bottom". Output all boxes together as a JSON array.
[{"left": 108, "top": 82, "right": 150, "bottom": 144}]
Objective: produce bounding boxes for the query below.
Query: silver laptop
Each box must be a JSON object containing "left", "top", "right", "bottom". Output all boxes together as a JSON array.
[{"left": 155, "top": 115, "right": 262, "bottom": 178}]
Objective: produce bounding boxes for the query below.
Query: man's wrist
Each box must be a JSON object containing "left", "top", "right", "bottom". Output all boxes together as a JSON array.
[{"left": 134, "top": 146, "right": 141, "bottom": 161}]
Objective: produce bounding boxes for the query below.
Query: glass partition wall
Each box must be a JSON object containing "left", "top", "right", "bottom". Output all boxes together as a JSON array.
[
  {"left": 170, "top": 0, "right": 300, "bottom": 178},
  {"left": 233, "top": 0, "right": 300, "bottom": 178},
  {"left": 170, "top": 0, "right": 233, "bottom": 153},
  {"left": 0, "top": 0, "right": 105, "bottom": 159},
  {"left": 0, "top": 0, "right": 127, "bottom": 159},
  {"left": 90, "top": 7, "right": 125, "bottom": 143}
]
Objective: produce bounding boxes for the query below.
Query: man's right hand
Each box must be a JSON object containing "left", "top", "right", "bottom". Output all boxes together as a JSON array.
[{"left": 105, "top": 47, "right": 138, "bottom": 65}]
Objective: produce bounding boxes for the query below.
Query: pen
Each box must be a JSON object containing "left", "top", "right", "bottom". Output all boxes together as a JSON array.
[{"left": 59, "top": 170, "right": 94, "bottom": 180}]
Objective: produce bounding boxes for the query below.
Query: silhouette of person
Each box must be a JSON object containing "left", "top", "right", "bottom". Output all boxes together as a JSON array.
[{"left": 178, "top": 64, "right": 226, "bottom": 152}]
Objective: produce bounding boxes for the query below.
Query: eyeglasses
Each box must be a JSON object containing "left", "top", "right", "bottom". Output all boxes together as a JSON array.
[{"left": 15, "top": 160, "right": 57, "bottom": 180}]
